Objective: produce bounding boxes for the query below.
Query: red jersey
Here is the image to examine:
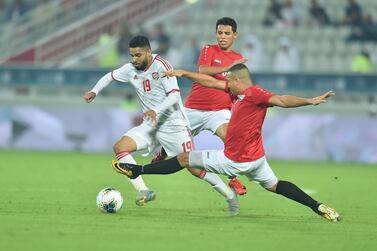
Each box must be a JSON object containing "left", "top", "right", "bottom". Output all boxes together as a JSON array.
[
  {"left": 224, "top": 85, "right": 274, "bottom": 162},
  {"left": 185, "top": 44, "right": 243, "bottom": 111}
]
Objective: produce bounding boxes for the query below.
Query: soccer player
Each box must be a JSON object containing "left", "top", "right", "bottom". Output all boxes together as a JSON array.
[
  {"left": 84, "top": 36, "right": 239, "bottom": 213},
  {"left": 112, "top": 64, "right": 341, "bottom": 222},
  {"left": 153, "top": 17, "right": 248, "bottom": 195}
]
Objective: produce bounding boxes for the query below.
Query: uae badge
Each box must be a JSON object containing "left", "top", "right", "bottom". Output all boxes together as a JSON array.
[{"left": 152, "top": 72, "right": 159, "bottom": 80}]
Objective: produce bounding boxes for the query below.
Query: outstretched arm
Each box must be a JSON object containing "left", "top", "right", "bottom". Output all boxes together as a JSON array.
[
  {"left": 83, "top": 72, "right": 113, "bottom": 103},
  {"left": 199, "top": 58, "right": 247, "bottom": 75},
  {"left": 268, "top": 91, "right": 335, "bottom": 108},
  {"left": 164, "top": 70, "right": 227, "bottom": 90}
]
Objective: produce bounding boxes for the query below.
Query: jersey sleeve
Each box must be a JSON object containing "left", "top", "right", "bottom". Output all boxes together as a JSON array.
[
  {"left": 153, "top": 59, "right": 180, "bottom": 114},
  {"left": 157, "top": 60, "right": 180, "bottom": 94},
  {"left": 162, "top": 73, "right": 180, "bottom": 94},
  {"left": 197, "top": 45, "right": 215, "bottom": 66},
  {"left": 250, "top": 86, "right": 274, "bottom": 107},
  {"left": 111, "top": 64, "right": 132, "bottom": 83}
]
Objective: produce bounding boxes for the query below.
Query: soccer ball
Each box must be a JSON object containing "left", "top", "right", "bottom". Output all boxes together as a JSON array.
[{"left": 96, "top": 187, "right": 123, "bottom": 213}]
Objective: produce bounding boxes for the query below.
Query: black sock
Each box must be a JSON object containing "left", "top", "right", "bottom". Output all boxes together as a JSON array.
[
  {"left": 160, "top": 147, "right": 167, "bottom": 158},
  {"left": 141, "top": 156, "right": 183, "bottom": 175},
  {"left": 276, "top": 180, "right": 320, "bottom": 213}
]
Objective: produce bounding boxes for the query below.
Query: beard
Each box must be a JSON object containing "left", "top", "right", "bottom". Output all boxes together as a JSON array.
[{"left": 133, "top": 60, "right": 148, "bottom": 71}]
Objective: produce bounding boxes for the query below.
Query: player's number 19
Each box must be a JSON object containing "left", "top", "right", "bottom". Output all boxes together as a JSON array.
[
  {"left": 182, "top": 141, "right": 193, "bottom": 152},
  {"left": 143, "top": 80, "right": 151, "bottom": 92}
]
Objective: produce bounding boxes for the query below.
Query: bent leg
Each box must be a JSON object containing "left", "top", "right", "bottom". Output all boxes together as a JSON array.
[
  {"left": 176, "top": 152, "right": 204, "bottom": 177},
  {"left": 115, "top": 153, "right": 187, "bottom": 177},
  {"left": 215, "top": 123, "right": 247, "bottom": 195},
  {"left": 188, "top": 151, "right": 236, "bottom": 199},
  {"left": 158, "top": 116, "right": 243, "bottom": 199},
  {"left": 113, "top": 136, "right": 149, "bottom": 192},
  {"left": 117, "top": 151, "right": 236, "bottom": 201},
  {"left": 113, "top": 135, "right": 137, "bottom": 153},
  {"left": 114, "top": 150, "right": 239, "bottom": 214},
  {"left": 188, "top": 150, "right": 239, "bottom": 215}
]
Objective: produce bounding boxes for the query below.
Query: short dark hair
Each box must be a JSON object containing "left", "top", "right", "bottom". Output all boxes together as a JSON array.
[
  {"left": 216, "top": 17, "right": 237, "bottom": 32},
  {"left": 228, "top": 63, "right": 248, "bottom": 73},
  {"left": 129, "top": 35, "right": 151, "bottom": 49},
  {"left": 228, "top": 64, "right": 252, "bottom": 82}
]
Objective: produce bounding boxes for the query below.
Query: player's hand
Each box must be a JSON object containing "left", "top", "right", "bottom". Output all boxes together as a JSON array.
[
  {"left": 162, "top": 70, "right": 185, "bottom": 78},
  {"left": 311, "top": 91, "right": 335, "bottom": 105},
  {"left": 144, "top": 110, "right": 157, "bottom": 123},
  {"left": 83, "top": 91, "right": 96, "bottom": 103}
]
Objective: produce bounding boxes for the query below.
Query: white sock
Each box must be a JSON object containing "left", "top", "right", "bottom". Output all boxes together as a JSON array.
[
  {"left": 201, "top": 172, "right": 234, "bottom": 200},
  {"left": 116, "top": 151, "right": 149, "bottom": 192},
  {"left": 128, "top": 176, "right": 149, "bottom": 192}
]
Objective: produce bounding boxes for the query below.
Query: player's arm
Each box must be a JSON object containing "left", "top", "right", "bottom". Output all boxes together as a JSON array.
[
  {"left": 145, "top": 72, "right": 182, "bottom": 123},
  {"left": 197, "top": 45, "right": 246, "bottom": 75},
  {"left": 198, "top": 58, "right": 247, "bottom": 75},
  {"left": 145, "top": 91, "right": 181, "bottom": 123},
  {"left": 83, "top": 72, "right": 113, "bottom": 103},
  {"left": 268, "top": 91, "right": 335, "bottom": 108},
  {"left": 84, "top": 65, "right": 131, "bottom": 103},
  {"left": 164, "top": 70, "right": 226, "bottom": 90}
]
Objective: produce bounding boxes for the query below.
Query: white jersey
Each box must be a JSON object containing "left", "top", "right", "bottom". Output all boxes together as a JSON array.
[{"left": 93, "top": 54, "right": 189, "bottom": 133}]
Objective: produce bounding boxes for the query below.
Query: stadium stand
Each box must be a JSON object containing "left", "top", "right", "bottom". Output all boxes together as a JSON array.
[
  {"left": 0, "top": 0, "right": 376, "bottom": 103},
  {"left": 1, "top": 0, "right": 376, "bottom": 73},
  {"left": 0, "top": 0, "right": 376, "bottom": 163},
  {"left": 161, "top": 0, "right": 377, "bottom": 73},
  {"left": 0, "top": 0, "right": 186, "bottom": 64}
]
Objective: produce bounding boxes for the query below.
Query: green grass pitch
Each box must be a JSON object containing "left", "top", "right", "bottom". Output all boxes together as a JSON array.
[{"left": 0, "top": 150, "right": 376, "bottom": 251}]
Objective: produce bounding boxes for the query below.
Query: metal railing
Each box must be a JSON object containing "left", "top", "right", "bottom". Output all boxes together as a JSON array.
[
  {"left": 0, "top": 0, "right": 123, "bottom": 62},
  {"left": 1, "top": 0, "right": 184, "bottom": 64}
]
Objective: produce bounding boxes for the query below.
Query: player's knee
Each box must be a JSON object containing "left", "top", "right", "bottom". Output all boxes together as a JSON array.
[
  {"left": 187, "top": 167, "right": 202, "bottom": 177},
  {"left": 265, "top": 182, "right": 278, "bottom": 193},
  {"left": 113, "top": 141, "right": 128, "bottom": 154},
  {"left": 113, "top": 141, "right": 122, "bottom": 153},
  {"left": 113, "top": 136, "right": 136, "bottom": 153},
  {"left": 113, "top": 142, "right": 119, "bottom": 153},
  {"left": 177, "top": 152, "right": 190, "bottom": 168}
]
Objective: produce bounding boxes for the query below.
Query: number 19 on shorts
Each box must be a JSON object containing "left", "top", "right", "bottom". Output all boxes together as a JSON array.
[{"left": 182, "top": 140, "right": 193, "bottom": 152}]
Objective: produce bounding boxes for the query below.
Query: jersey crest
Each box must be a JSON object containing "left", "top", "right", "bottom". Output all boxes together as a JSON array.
[{"left": 152, "top": 72, "right": 159, "bottom": 80}]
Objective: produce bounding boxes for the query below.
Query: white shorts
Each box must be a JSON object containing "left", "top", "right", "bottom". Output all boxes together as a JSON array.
[
  {"left": 125, "top": 121, "right": 193, "bottom": 156},
  {"left": 184, "top": 108, "right": 231, "bottom": 136},
  {"left": 189, "top": 150, "right": 278, "bottom": 189}
]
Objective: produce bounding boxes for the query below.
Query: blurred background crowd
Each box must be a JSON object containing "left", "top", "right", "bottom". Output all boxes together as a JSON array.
[
  {"left": 0, "top": 0, "right": 376, "bottom": 73},
  {"left": 0, "top": 0, "right": 376, "bottom": 162}
]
